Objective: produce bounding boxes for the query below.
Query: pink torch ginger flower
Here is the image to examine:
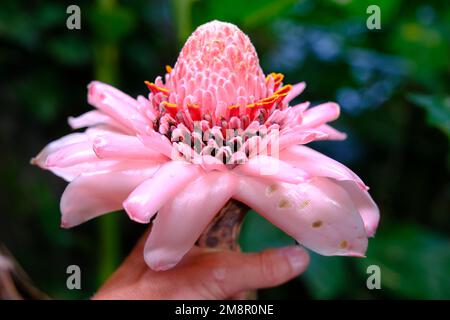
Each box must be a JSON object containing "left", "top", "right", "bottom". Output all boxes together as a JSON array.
[{"left": 32, "top": 21, "right": 379, "bottom": 271}]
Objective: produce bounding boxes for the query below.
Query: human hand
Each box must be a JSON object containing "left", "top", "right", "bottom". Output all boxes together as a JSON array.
[{"left": 93, "top": 232, "right": 309, "bottom": 300}]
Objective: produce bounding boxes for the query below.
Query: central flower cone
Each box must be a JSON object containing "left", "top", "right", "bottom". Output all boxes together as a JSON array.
[
  {"left": 144, "top": 21, "right": 302, "bottom": 166},
  {"left": 167, "top": 20, "right": 268, "bottom": 120},
  {"left": 33, "top": 20, "right": 380, "bottom": 271}
]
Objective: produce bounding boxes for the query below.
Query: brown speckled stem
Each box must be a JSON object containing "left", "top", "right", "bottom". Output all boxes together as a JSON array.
[
  {"left": 197, "top": 199, "right": 257, "bottom": 299},
  {"left": 197, "top": 199, "right": 249, "bottom": 251}
]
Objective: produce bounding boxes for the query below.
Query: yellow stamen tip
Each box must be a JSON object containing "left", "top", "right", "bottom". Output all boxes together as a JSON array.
[
  {"left": 162, "top": 101, "right": 177, "bottom": 108},
  {"left": 266, "top": 72, "right": 284, "bottom": 84}
]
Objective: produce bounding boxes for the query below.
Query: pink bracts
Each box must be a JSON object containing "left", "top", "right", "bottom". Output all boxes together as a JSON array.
[{"left": 32, "top": 21, "right": 379, "bottom": 271}]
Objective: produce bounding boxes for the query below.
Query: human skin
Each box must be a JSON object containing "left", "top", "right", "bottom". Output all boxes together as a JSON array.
[{"left": 92, "top": 231, "right": 310, "bottom": 300}]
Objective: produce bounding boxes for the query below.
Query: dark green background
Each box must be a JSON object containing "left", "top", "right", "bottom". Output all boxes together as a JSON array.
[{"left": 0, "top": 0, "right": 449, "bottom": 299}]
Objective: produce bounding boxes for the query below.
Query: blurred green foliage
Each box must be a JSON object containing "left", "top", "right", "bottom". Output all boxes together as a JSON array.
[
  {"left": 0, "top": 0, "right": 449, "bottom": 299},
  {"left": 409, "top": 94, "right": 450, "bottom": 139}
]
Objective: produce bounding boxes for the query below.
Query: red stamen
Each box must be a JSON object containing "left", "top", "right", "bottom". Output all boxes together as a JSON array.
[
  {"left": 274, "top": 85, "right": 292, "bottom": 103},
  {"left": 274, "top": 84, "right": 292, "bottom": 96},
  {"left": 245, "top": 103, "right": 259, "bottom": 120},
  {"left": 145, "top": 81, "right": 170, "bottom": 96},
  {"left": 187, "top": 103, "right": 201, "bottom": 121},
  {"left": 256, "top": 95, "right": 277, "bottom": 111},
  {"left": 228, "top": 105, "right": 240, "bottom": 118},
  {"left": 161, "top": 101, "right": 178, "bottom": 118},
  {"left": 266, "top": 72, "right": 284, "bottom": 90}
]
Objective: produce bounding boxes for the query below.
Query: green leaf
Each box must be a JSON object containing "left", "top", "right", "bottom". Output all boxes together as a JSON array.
[
  {"left": 242, "top": 0, "right": 298, "bottom": 28},
  {"left": 391, "top": 23, "right": 450, "bottom": 89},
  {"left": 333, "top": 0, "right": 401, "bottom": 23},
  {"left": 89, "top": 6, "right": 136, "bottom": 43},
  {"left": 408, "top": 94, "right": 450, "bottom": 138},
  {"left": 0, "top": 8, "right": 38, "bottom": 48},
  {"left": 192, "top": 0, "right": 297, "bottom": 28},
  {"left": 47, "top": 35, "right": 91, "bottom": 66},
  {"left": 16, "top": 74, "right": 63, "bottom": 123},
  {"left": 303, "top": 254, "right": 349, "bottom": 299},
  {"left": 356, "top": 223, "right": 450, "bottom": 299},
  {"left": 240, "top": 210, "right": 295, "bottom": 252},
  {"left": 36, "top": 3, "right": 66, "bottom": 29}
]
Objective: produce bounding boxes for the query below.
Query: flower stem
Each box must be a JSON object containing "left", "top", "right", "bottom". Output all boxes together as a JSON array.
[
  {"left": 197, "top": 200, "right": 257, "bottom": 299},
  {"left": 94, "top": 0, "right": 120, "bottom": 285},
  {"left": 97, "top": 213, "right": 120, "bottom": 284},
  {"left": 171, "top": 0, "right": 194, "bottom": 46},
  {"left": 197, "top": 199, "right": 249, "bottom": 251}
]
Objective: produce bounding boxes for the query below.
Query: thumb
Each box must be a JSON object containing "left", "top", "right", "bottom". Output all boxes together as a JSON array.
[{"left": 209, "top": 246, "right": 309, "bottom": 297}]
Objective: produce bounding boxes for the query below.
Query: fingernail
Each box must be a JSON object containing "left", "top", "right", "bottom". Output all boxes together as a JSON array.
[{"left": 277, "top": 246, "right": 309, "bottom": 273}]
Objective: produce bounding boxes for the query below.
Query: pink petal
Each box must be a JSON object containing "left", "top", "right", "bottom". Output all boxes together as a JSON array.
[
  {"left": 280, "top": 145, "right": 367, "bottom": 190},
  {"left": 88, "top": 81, "right": 147, "bottom": 133},
  {"left": 291, "top": 101, "right": 310, "bottom": 112},
  {"left": 84, "top": 125, "right": 125, "bottom": 137},
  {"left": 233, "top": 176, "right": 368, "bottom": 256},
  {"left": 232, "top": 155, "right": 309, "bottom": 184},
  {"left": 32, "top": 132, "right": 98, "bottom": 169},
  {"left": 123, "top": 161, "right": 202, "bottom": 223},
  {"left": 32, "top": 133, "right": 91, "bottom": 181},
  {"left": 45, "top": 141, "right": 98, "bottom": 168},
  {"left": 68, "top": 110, "right": 131, "bottom": 134},
  {"left": 315, "top": 124, "right": 347, "bottom": 140},
  {"left": 144, "top": 171, "right": 236, "bottom": 270},
  {"left": 60, "top": 166, "right": 159, "bottom": 228},
  {"left": 284, "top": 82, "right": 306, "bottom": 103},
  {"left": 31, "top": 133, "right": 88, "bottom": 168},
  {"left": 336, "top": 180, "right": 380, "bottom": 237},
  {"left": 301, "top": 102, "right": 340, "bottom": 128},
  {"left": 61, "top": 159, "right": 164, "bottom": 181},
  {"left": 266, "top": 104, "right": 305, "bottom": 127},
  {"left": 279, "top": 129, "right": 328, "bottom": 150},
  {"left": 198, "top": 155, "right": 228, "bottom": 171},
  {"left": 138, "top": 131, "right": 174, "bottom": 158},
  {"left": 32, "top": 131, "right": 157, "bottom": 181},
  {"left": 93, "top": 134, "right": 167, "bottom": 161}
]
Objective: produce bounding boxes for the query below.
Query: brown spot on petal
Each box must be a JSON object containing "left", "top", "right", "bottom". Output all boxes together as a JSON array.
[
  {"left": 278, "top": 198, "right": 291, "bottom": 209},
  {"left": 266, "top": 184, "right": 278, "bottom": 196},
  {"left": 339, "top": 240, "right": 348, "bottom": 249},
  {"left": 299, "top": 199, "right": 311, "bottom": 210},
  {"left": 312, "top": 220, "right": 323, "bottom": 228}
]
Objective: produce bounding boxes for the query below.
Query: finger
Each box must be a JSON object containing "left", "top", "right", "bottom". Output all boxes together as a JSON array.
[
  {"left": 207, "top": 246, "right": 309, "bottom": 297},
  {"left": 229, "top": 291, "right": 250, "bottom": 300},
  {"left": 122, "top": 226, "right": 152, "bottom": 268}
]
